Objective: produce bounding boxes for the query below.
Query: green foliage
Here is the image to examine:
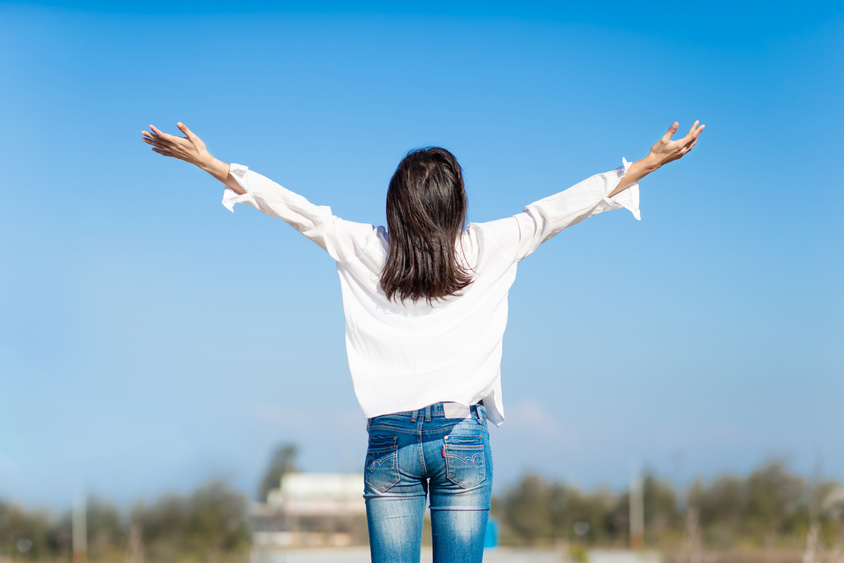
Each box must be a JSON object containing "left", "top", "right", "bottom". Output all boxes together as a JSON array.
[
  {"left": 0, "top": 499, "right": 53, "bottom": 560},
  {"left": 497, "top": 472, "right": 620, "bottom": 545},
  {"left": 688, "top": 460, "right": 814, "bottom": 547},
  {"left": 642, "top": 472, "right": 679, "bottom": 538},
  {"left": 493, "top": 460, "right": 843, "bottom": 551},
  {"left": 0, "top": 481, "right": 250, "bottom": 562},
  {"left": 3, "top": 458, "right": 843, "bottom": 559},
  {"left": 500, "top": 474, "right": 555, "bottom": 543},
  {"left": 132, "top": 480, "right": 250, "bottom": 562}
]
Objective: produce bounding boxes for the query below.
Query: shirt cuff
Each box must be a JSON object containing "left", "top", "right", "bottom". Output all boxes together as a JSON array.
[
  {"left": 605, "top": 157, "right": 641, "bottom": 221},
  {"left": 221, "top": 163, "right": 259, "bottom": 212}
]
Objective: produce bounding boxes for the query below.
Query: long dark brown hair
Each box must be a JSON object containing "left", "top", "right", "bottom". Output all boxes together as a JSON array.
[{"left": 380, "top": 147, "right": 473, "bottom": 303}]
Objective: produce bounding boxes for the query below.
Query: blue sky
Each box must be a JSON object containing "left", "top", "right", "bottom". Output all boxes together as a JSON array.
[{"left": 1, "top": 1, "right": 842, "bottom": 508}]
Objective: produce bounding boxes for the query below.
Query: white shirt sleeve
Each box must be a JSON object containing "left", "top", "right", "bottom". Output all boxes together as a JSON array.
[
  {"left": 221, "top": 163, "right": 380, "bottom": 263},
  {"left": 511, "top": 158, "right": 641, "bottom": 262}
]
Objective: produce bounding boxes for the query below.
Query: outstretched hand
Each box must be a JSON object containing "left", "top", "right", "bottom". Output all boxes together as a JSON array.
[
  {"left": 141, "top": 122, "right": 240, "bottom": 191},
  {"left": 646, "top": 120, "right": 705, "bottom": 169},
  {"left": 607, "top": 120, "right": 705, "bottom": 198},
  {"left": 141, "top": 122, "right": 214, "bottom": 169}
]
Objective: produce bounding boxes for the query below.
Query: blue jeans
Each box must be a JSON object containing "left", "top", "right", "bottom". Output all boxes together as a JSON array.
[{"left": 364, "top": 402, "right": 492, "bottom": 563}]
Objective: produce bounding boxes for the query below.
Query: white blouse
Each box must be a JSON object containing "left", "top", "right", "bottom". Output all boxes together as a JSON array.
[{"left": 222, "top": 159, "right": 640, "bottom": 426}]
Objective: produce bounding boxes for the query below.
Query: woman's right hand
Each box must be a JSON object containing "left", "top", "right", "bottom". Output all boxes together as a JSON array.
[
  {"left": 141, "top": 122, "right": 241, "bottom": 191},
  {"left": 141, "top": 122, "right": 215, "bottom": 168}
]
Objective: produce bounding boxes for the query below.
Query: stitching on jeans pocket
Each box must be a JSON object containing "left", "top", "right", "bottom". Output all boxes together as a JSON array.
[
  {"left": 444, "top": 438, "right": 485, "bottom": 489},
  {"left": 364, "top": 437, "right": 399, "bottom": 493},
  {"left": 447, "top": 435, "right": 483, "bottom": 445}
]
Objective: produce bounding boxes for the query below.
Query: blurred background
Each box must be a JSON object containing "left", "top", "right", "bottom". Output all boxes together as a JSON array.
[{"left": 0, "top": 1, "right": 842, "bottom": 561}]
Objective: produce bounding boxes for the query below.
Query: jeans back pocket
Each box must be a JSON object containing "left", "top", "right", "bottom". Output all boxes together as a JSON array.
[
  {"left": 444, "top": 434, "right": 486, "bottom": 489},
  {"left": 364, "top": 435, "right": 399, "bottom": 493}
]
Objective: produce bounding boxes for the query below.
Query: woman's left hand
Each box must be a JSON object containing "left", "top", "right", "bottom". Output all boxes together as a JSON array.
[
  {"left": 645, "top": 120, "right": 705, "bottom": 169},
  {"left": 608, "top": 120, "right": 705, "bottom": 197}
]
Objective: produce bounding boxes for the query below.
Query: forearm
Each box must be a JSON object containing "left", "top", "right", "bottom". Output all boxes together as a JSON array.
[
  {"left": 512, "top": 163, "right": 641, "bottom": 260},
  {"left": 608, "top": 154, "right": 659, "bottom": 198},
  {"left": 199, "top": 156, "right": 246, "bottom": 195}
]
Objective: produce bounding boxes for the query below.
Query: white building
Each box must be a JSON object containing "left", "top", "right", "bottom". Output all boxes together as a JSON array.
[{"left": 252, "top": 473, "right": 367, "bottom": 548}]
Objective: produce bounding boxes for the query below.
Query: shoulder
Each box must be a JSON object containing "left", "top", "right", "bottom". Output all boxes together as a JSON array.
[
  {"left": 464, "top": 218, "right": 521, "bottom": 264},
  {"left": 467, "top": 216, "right": 522, "bottom": 246},
  {"left": 330, "top": 219, "right": 388, "bottom": 263}
]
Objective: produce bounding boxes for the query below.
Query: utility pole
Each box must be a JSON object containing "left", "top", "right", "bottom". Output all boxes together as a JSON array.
[
  {"left": 73, "top": 495, "right": 87, "bottom": 563},
  {"left": 630, "top": 461, "right": 644, "bottom": 549},
  {"left": 804, "top": 454, "right": 824, "bottom": 563}
]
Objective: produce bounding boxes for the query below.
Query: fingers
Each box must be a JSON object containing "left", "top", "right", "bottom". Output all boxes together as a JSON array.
[
  {"left": 141, "top": 134, "right": 166, "bottom": 150},
  {"left": 143, "top": 123, "right": 190, "bottom": 149},
  {"left": 662, "top": 122, "right": 680, "bottom": 142},
  {"left": 177, "top": 122, "right": 197, "bottom": 141},
  {"left": 683, "top": 122, "right": 705, "bottom": 148},
  {"left": 669, "top": 121, "right": 705, "bottom": 152},
  {"left": 148, "top": 124, "right": 176, "bottom": 142},
  {"left": 676, "top": 121, "right": 704, "bottom": 158},
  {"left": 649, "top": 120, "right": 705, "bottom": 166},
  {"left": 664, "top": 120, "right": 706, "bottom": 144},
  {"left": 141, "top": 129, "right": 178, "bottom": 158},
  {"left": 686, "top": 120, "right": 699, "bottom": 137},
  {"left": 144, "top": 125, "right": 176, "bottom": 148},
  {"left": 143, "top": 140, "right": 172, "bottom": 157},
  {"left": 141, "top": 122, "right": 204, "bottom": 163},
  {"left": 141, "top": 132, "right": 173, "bottom": 157},
  {"left": 685, "top": 121, "right": 704, "bottom": 140}
]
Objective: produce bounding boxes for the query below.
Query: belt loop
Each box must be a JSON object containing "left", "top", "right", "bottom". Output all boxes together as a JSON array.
[
  {"left": 473, "top": 404, "right": 482, "bottom": 424},
  {"left": 424, "top": 404, "right": 432, "bottom": 422},
  {"left": 411, "top": 409, "right": 417, "bottom": 422}
]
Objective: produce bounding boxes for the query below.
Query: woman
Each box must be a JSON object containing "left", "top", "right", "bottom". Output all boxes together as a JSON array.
[{"left": 141, "top": 120, "right": 704, "bottom": 562}]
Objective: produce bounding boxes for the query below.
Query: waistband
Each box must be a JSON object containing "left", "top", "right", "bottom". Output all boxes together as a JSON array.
[{"left": 372, "top": 402, "right": 485, "bottom": 423}]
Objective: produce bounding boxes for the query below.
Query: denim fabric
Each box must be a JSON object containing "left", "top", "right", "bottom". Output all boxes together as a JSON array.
[{"left": 364, "top": 403, "right": 492, "bottom": 563}]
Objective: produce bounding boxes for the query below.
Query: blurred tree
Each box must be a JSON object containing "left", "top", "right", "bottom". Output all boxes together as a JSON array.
[
  {"left": 689, "top": 460, "right": 812, "bottom": 549},
  {"left": 0, "top": 500, "right": 52, "bottom": 561},
  {"left": 691, "top": 473, "right": 744, "bottom": 547},
  {"left": 86, "top": 495, "right": 126, "bottom": 559},
  {"left": 258, "top": 443, "right": 299, "bottom": 501},
  {"left": 131, "top": 481, "right": 250, "bottom": 562},
  {"left": 186, "top": 480, "right": 251, "bottom": 560},
  {"left": 47, "top": 509, "right": 72, "bottom": 559},
  {"left": 548, "top": 484, "right": 617, "bottom": 544},
  {"left": 136, "top": 492, "right": 188, "bottom": 561},
  {"left": 500, "top": 473, "right": 555, "bottom": 544},
  {"left": 744, "top": 460, "right": 807, "bottom": 542},
  {"left": 609, "top": 489, "right": 630, "bottom": 545},
  {"left": 642, "top": 471, "right": 680, "bottom": 540}
]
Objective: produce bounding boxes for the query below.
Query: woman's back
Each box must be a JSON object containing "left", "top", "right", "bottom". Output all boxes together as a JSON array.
[{"left": 223, "top": 159, "right": 641, "bottom": 425}]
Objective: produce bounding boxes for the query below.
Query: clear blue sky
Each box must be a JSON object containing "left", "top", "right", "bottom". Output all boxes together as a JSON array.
[{"left": 1, "top": 1, "right": 842, "bottom": 508}]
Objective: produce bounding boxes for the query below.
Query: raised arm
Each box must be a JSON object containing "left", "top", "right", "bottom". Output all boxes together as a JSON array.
[
  {"left": 141, "top": 122, "right": 381, "bottom": 262},
  {"left": 608, "top": 120, "right": 705, "bottom": 198},
  {"left": 141, "top": 122, "right": 246, "bottom": 195}
]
